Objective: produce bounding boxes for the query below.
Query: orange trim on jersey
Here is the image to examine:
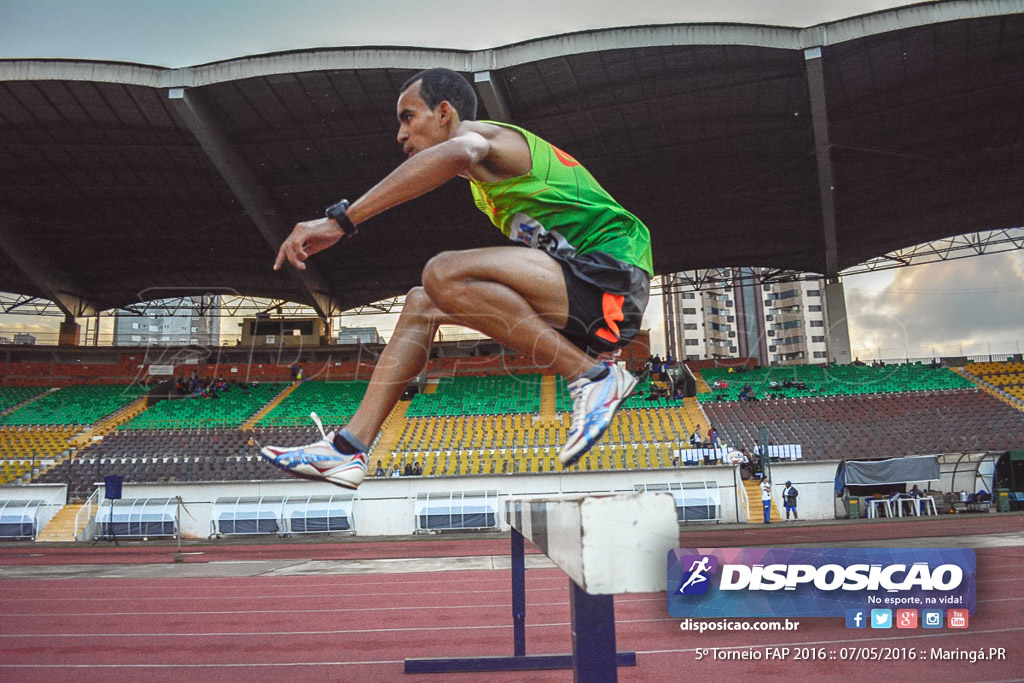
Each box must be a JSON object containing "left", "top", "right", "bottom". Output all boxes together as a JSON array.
[
  {"left": 596, "top": 293, "right": 625, "bottom": 343},
  {"left": 552, "top": 145, "right": 580, "bottom": 167}
]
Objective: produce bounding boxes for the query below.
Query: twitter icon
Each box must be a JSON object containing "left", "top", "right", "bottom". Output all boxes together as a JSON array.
[{"left": 870, "top": 609, "right": 892, "bottom": 629}]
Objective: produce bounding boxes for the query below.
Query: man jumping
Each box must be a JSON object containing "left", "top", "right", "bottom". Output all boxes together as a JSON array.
[{"left": 260, "top": 68, "right": 653, "bottom": 489}]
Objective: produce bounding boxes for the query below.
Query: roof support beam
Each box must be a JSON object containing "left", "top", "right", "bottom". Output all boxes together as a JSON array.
[
  {"left": 167, "top": 87, "right": 339, "bottom": 320},
  {"left": 474, "top": 71, "right": 512, "bottom": 122},
  {"left": 804, "top": 47, "right": 839, "bottom": 280},
  {"left": 0, "top": 222, "right": 98, "bottom": 318}
]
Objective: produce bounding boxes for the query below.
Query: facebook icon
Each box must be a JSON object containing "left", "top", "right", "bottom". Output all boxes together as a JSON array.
[{"left": 845, "top": 609, "right": 867, "bottom": 629}]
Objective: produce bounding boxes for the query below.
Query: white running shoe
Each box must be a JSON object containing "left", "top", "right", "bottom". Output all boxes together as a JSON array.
[
  {"left": 260, "top": 412, "right": 366, "bottom": 490},
  {"left": 559, "top": 363, "right": 638, "bottom": 467}
]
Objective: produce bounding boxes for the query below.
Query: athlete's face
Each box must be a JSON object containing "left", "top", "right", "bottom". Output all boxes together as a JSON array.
[{"left": 396, "top": 81, "right": 450, "bottom": 158}]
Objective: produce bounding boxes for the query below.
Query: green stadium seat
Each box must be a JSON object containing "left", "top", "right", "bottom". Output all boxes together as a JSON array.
[{"left": 1, "top": 384, "right": 148, "bottom": 426}]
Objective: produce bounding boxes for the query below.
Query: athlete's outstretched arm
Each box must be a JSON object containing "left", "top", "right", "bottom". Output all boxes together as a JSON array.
[{"left": 273, "top": 132, "right": 490, "bottom": 271}]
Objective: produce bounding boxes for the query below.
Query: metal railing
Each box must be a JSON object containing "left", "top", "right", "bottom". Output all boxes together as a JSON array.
[{"left": 74, "top": 487, "right": 101, "bottom": 540}]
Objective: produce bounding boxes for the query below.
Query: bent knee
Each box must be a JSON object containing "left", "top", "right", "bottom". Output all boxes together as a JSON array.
[
  {"left": 422, "top": 251, "right": 465, "bottom": 299},
  {"left": 404, "top": 286, "right": 435, "bottom": 312}
]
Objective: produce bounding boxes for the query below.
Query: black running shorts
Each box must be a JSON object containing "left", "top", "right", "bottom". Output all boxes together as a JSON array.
[{"left": 548, "top": 249, "right": 651, "bottom": 356}]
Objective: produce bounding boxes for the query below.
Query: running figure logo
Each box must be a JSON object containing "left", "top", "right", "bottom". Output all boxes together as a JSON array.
[{"left": 677, "top": 555, "right": 718, "bottom": 595}]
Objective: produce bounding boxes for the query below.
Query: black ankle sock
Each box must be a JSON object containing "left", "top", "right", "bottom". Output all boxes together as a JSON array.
[
  {"left": 333, "top": 428, "right": 368, "bottom": 455},
  {"left": 582, "top": 363, "right": 609, "bottom": 382}
]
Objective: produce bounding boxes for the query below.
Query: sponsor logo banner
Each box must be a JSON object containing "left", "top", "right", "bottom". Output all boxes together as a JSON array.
[{"left": 667, "top": 548, "right": 975, "bottom": 618}]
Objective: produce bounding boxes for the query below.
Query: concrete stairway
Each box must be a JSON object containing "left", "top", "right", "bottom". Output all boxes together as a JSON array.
[
  {"left": 691, "top": 370, "right": 711, "bottom": 394},
  {"left": 681, "top": 397, "right": 707, "bottom": 438},
  {"left": 35, "top": 503, "right": 84, "bottom": 543},
  {"left": 539, "top": 375, "right": 557, "bottom": 421},
  {"left": 241, "top": 382, "right": 301, "bottom": 431},
  {"left": 743, "top": 479, "right": 783, "bottom": 524},
  {"left": 370, "top": 400, "right": 412, "bottom": 460},
  {"left": 70, "top": 395, "right": 149, "bottom": 450}
]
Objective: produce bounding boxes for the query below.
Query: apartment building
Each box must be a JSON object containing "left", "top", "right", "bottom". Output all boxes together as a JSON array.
[
  {"left": 114, "top": 296, "right": 221, "bottom": 347},
  {"left": 663, "top": 269, "right": 832, "bottom": 366}
]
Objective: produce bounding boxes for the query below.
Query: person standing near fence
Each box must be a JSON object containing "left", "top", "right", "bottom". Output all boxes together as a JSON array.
[{"left": 782, "top": 480, "right": 798, "bottom": 521}]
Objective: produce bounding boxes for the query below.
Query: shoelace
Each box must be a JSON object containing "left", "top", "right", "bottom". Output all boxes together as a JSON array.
[{"left": 309, "top": 411, "right": 331, "bottom": 443}]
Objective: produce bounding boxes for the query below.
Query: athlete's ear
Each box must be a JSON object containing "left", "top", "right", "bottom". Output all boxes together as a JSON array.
[{"left": 437, "top": 100, "right": 455, "bottom": 125}]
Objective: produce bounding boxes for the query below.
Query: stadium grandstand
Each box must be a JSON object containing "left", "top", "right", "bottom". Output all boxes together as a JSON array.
[{"left": 1, "top": 0, "right": 1023, "bottom": 543}]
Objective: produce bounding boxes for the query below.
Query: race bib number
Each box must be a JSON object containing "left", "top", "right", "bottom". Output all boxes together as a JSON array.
[{"left": 508, "top": 213, "right": 549, "bottom": 248}]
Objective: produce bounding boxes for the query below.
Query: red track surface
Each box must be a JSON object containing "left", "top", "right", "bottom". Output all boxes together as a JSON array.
[{"left": 2, "top": 516, "right": 1022, "bottom": 681}]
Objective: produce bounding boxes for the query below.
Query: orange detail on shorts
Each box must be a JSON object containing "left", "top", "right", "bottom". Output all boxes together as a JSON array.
[
  {"left": 552, "top": 145, "right": 580, "bottom": 167},
  {"left": 596, "top": 293, "right": 625, "bottom": 343}
]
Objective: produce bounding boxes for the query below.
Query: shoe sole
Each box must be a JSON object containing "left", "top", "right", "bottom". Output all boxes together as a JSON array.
[{"left": 559, "top": 371, "right": 638, "bottom": 468}]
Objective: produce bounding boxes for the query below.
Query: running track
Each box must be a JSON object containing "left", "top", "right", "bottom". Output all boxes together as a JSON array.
[{"left": 2, "top": 515, "right": 1022, "bottom": 681}]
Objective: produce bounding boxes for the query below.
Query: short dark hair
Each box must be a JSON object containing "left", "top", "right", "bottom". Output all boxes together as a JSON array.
[{"left": 401, "top": 68, "right": 477, "bottom": 121}]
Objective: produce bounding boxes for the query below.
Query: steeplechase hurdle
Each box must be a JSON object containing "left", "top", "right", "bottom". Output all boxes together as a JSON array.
[{"left": 404, "top": 492, "right": 679, "bottom": 681}]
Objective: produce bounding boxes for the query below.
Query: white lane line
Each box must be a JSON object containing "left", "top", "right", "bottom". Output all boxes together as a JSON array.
[
  {"left": 0, "top": 586, "right": 567, "bottom": 602},
  {"left": 4, "top": 595, "right": 1020, "bottom": 620},
  {"left": 0, "top": 660, "right": 406, "bottom": 669},
  {"left": 2, "top": 576, "right": 1020, "bottom": 605},
  {"left": 0, "top": 622, "right": 565, "bottom": 637}
]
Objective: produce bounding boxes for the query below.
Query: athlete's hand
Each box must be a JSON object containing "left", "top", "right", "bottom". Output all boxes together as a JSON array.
[{"left": 274, "top": 218, "right": 344, "bottom": 271}]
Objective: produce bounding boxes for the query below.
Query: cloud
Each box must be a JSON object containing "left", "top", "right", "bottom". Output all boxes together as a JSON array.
[
  {"left": 0, "top": 0, "right": 928, "bottom": 67},
  {"left": 844, "top": 251, "right": 1024, "bottom": 358}
]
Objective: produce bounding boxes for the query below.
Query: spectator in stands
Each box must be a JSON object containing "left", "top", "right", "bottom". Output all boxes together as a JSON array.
[
  {"left": 853, "top": 357, "right": 866, "bottom": 366},
  {"left": 290, "top": 363, "right": 300, "bottom": 381},
  {"left": 708, "top": 426, "right": 718, "bottom": 450},
  {"left": 735, "top": 448, "right": 752, "bottom": 479},
  {"left": 389, "top": 465, "right": 401, "bottom": 478},
  {"left": 782, "top": 481, "right": 798, "bottom": 521},
  {"left": 412, "top": 461, "right": 423, "bottom": 476},
  {"left": 753, "top": 440, "right": 767, "bottom": 475},
  {"left": 260, "top": 67, "right": 652, "bottom": 490},
  {"left": 760, "top": 479, "right": 773, "bottom": 523},
  {"left": 404, "top": 461, "right": 414, "bottom": 476},
  {"left": 690, "top": 425, "right": 702, "bottom": 448},
  {"left": 909, "top": 484, "right": 923, "bottom": 498},
  {"left": 374, "top": 460, "right": 386, "bottom": 477}
]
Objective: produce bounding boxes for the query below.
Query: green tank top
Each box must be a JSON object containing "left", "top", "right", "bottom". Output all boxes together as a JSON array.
[{"left": 468, "top": 122, "right": 653, "bottom": 277}]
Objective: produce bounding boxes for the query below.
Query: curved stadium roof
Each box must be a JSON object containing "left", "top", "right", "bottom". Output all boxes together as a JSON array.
[{"left": 0, "top": 0, "right": 1021, "bottom": 318}]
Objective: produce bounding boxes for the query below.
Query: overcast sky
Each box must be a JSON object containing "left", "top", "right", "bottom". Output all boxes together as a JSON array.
[
  {"left": 1, "top": 0, "right": 929, "bottom": 67},
  {"left": 1, "top": 0, "right": 1022, "bottom": 357}
]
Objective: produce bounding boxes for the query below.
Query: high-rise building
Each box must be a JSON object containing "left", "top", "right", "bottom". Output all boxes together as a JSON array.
[
  {"left": 114, "top": 296, "right": 221, "bottom": 347},
  {"left": 663, "top": 269, "right": 833, "bottom": 365}
]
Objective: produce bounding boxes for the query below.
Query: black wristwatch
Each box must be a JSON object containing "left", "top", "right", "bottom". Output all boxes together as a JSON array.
[{"left": 325, "top": 199, "right": 357, "bottom": 237}]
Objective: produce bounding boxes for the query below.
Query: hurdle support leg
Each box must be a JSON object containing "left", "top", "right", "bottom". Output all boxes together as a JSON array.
[
  {"left": 404, "top": 493, "right": 677, "bottom": 680},
  {"left": 571, "top": 579, "right": 633, "bottom": 681},
  {"left": 511, "top": 527, "right": 526, "bottom": 657},
  {"left": 404, "top": 527, "right": 635, "bottom": 676}
]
